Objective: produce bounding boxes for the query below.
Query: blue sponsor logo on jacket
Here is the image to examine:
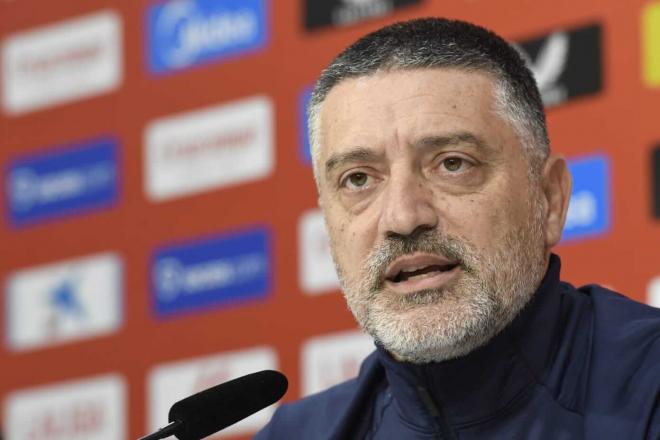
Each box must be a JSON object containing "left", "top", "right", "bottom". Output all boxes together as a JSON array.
[
  {"left": 147, "top": 0, "right": 268, "bottom": 74},
  {"left": 6, "top": 137, "right": 119, "bottom": 227},
  {"left": 151, "top": 227, "right": 271, "bottom": 317},
  {"left": 562, "top": 154, "right": 610, "bottom": 241}
]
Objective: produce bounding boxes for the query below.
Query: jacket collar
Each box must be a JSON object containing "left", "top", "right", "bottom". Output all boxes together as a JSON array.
[{"left": 375, "top": 254, "right": 591, "bottom": 429}]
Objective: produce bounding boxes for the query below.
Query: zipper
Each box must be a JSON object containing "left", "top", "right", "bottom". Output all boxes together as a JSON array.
[{"left": 416, "top": 385, "right": 457, "bottom": 440}]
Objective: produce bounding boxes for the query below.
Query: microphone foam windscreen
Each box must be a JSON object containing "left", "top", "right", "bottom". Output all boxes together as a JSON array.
[{"left": 168, "top": 369, "right": 288, "bottom": 440}]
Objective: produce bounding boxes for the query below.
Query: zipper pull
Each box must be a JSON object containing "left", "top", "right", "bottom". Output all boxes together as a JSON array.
[{"left": 416, "top": 386, "right": 457, "bottom": 440}]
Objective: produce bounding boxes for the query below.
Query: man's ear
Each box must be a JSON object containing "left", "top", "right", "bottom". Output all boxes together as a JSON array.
[{"left": 541, "top": 154, "right": 572, "bottom": 248}]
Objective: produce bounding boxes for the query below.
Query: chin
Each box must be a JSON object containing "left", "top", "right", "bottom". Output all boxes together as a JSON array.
[
  {"left": 361, "top": 290, "right": 504, "bottom": 364},
  {"left": 376, "top": 320, "right": 499, "bottom": 364}
]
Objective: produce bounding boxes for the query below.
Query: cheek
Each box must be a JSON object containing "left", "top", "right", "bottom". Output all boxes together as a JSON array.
[
  {"left": 327, "top": 216, "right": 375, "bottom": 278},
  {"left": 324, "top": 196, "right": 380, "bottom": 257},
  {"left": 326, "top": 216, "right": 354, "bottom": 263},
  {"left": 440, "top": 193, "right": 514, "bottom": 249},
  {"left": 332, "top": 221, "right": 364, "bottom": 256},
  {"left": 439, "top": 194, "right": 490, "bottom": 229}
]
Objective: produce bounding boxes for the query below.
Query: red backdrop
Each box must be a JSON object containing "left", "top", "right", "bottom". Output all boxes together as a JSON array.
[{"left": 1, "top": 0, "right": 659, "bottom": 438}]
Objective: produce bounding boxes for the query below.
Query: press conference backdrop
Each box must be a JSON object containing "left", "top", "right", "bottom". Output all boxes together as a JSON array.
[{"left": 1, "top": 0, "right": 659, "bottom": 438}]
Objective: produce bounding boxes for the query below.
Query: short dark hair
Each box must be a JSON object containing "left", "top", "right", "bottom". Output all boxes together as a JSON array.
[{"left": 308, "top": 17, "right": 549, "bottom": 180}]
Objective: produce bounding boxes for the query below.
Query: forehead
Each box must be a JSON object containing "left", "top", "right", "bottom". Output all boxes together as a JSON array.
[
  {"left": 318, "top": 68, "right": 515, "bottom": 163},
  {"left": 323, "top": 67, "right": 497, "bottom": 112}
]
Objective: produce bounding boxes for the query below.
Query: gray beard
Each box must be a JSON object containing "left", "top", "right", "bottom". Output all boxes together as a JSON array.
[{"left": 333, "top": 197, "right": 547, "bottom": 364}]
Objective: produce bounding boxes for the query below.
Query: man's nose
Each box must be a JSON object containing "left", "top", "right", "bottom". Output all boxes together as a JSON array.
[{"left": 378, "top": 172, "right": 438, "bottom": 237}]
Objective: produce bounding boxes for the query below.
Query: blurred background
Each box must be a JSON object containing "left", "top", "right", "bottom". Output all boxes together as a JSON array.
[{"left": 1, "top": 0, "right": 659, "bottom": 438}]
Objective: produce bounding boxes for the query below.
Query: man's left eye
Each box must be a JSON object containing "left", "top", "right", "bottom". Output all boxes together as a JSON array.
[
  {"left": 441, "top": 157, "right": 469, "bottom": 172},
  {"left": 347, "top": 172, "right": 368, "bottom": 187}
]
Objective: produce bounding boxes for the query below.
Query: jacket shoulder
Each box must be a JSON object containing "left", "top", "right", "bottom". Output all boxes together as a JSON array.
[
  {"left": 254, "top": 378, "right": 360, "bottom": 439},
  {"left": 577, "top": 284, "right": 660, "bottom": 367},
  {"left": 575, "top": 284, "right": 660, "bottom": 433},
  {"left": 255, "top": 350, "right": 380, "bottom": 439},
  {"left": 580, "top": 283, "right": 660, "bottom": 343}
]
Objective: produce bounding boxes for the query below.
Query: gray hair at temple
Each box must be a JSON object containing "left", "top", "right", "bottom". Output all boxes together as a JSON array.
[{"left": 307, "top": 17, "right": 549, "bottom": 186}]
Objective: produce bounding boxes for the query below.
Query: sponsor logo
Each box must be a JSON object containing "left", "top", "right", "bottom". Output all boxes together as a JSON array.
[
  {"left": 4, "top": 374, "right": 126, "bottom": 440},
  {"left": 151, "top": 226, "right": 271, "bottom": 317},
  {"left": 147, "top": 0, "right": 267, "bottom": 74},
  {"left": 652, "top": 146, "right": 660, "bottom": 219},
  {"left": 6, "top": 252, "right": 123, "bottom": 351},
  {"left": 515, "top": 23, "right": 602, "bottom": 107},
  {"left": 148, "top": 346, "right": 277, "bottom": 437},
  {"left": 301, "top": 330, "right": 373, "bottom": 396},
  {"left": 298, "top": 209, "right": 340, "bottom": 294},
  {"left": 643, "top": 3, "right": 660, "bottom": 87},
  {"left": 144, "top": 96, "right": 273, "bottom": 201},
  {"left": 562, "top": 154, "right": 610, "bottom": 242},
  {"left": 299, "top": 86, "right": 313, "bottom": 165},
  {"left": 304, "top": 0, "right": 421, "bottom": 31},
  {"left": 648, "top": 276, "right": 660, "bottom": 308},
  {"left": 6, "top": 137, "right": 119, "bottom": 227},
  {"left": 1, "top": 10, "right": 122, "bottom": 115}
]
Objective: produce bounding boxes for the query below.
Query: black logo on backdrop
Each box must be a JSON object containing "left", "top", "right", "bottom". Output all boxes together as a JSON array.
[
  {"left": 653, "top": 147, "right": 660, "bottom": 219},
  {"left": 304, "top": 0, "right": 421, "bottom": 31},
  {"left": 516, "top": 23, "right": 602, "bottom": 107}
]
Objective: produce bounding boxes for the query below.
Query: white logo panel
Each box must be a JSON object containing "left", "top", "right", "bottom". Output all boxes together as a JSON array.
[
  {"left": 1, "top": 10, "right": 122, "bottom": 115},
  {"left": 148, "top": 346, "right": 278, "bottom": 437},
  {"left": 6, "top": 252, "right": 123, "bottom": 351},
  {"left": 648, "top": 276, "right": 660, "bottom": 308},
  {"left": 298, "top": 209, "right": 340, "bottom": 294},
  {"left": 333, "top": 0, "right": 392, "bottom": 26},
  {"left": 4, "top": 374, "right": 126, "bottom": 440},
  {"left": 144, "top": 96, "right": 274, "bottom": 201},
  {"left": 301, "top": 330, "right": 373, "bottom": 396}
]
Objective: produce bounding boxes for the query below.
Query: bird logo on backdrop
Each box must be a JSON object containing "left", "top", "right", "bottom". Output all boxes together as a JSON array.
[
  {"left": 45, "top": 278, "right": 86, "bottom": 338},
  {"left": 515, "top": 31, "right": 570, "bottom": 106}
]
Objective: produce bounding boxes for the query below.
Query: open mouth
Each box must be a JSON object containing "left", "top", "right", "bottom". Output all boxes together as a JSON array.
[
  {"left": 383, "top": 254, "right": 460, "bottom": 293},
  {"left": 388, "top": 263, "right": 459, "bottom": 283}
]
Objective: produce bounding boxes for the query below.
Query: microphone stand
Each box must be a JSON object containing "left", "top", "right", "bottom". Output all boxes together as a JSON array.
[{"left": 138, "top": 420, "right": 183, "bottom": 440}]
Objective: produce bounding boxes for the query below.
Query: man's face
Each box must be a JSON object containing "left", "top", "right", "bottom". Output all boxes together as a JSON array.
[{"left": 317, "top": 68, "right": 554, "bottom": 363}]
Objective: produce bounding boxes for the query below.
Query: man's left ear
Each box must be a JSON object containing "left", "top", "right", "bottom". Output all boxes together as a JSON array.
[{"left": 541, "top": 153, "right": 572, "bottom": 248}]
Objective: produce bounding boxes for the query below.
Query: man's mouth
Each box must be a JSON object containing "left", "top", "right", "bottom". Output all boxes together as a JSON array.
[
  {"left": 384, "top": 254, "right": 460, "bottom": 293},
  {"left": 389, "top": 263, "right": 458, "bottom": 282}
]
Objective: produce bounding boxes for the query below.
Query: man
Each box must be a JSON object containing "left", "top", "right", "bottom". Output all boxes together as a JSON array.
[{"left": 257, "top": 18, "right": 660, "bottom": 439}]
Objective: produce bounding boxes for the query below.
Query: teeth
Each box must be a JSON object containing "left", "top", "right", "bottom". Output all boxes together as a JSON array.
[
  {"left": 393, "top": 264, "right": 455, "bottom": 283},
  {"left": 403, "top": 264, "right": 425, "bottom": 273}
]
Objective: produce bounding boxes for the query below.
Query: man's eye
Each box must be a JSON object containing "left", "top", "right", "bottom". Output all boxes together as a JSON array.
[
  {"left": 342, "top": 172, "right": 370, "bottom": 189},
  {"left": 441, "top": 157, "right": 468, "bottom": 172}
]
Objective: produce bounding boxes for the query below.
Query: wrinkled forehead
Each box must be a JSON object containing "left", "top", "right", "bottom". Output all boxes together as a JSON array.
[{"left": 316, "top": 68, "right": 511, "bottom": 162}]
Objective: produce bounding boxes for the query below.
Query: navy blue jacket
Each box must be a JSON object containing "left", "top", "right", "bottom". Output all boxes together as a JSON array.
[{"left": 256, "top": 256, "right": 660, "bottom": 439}]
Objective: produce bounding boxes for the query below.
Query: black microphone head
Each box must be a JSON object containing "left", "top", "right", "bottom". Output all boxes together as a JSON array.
[{"left": 168, "top": 369, "right": 288, "bottom": 440}]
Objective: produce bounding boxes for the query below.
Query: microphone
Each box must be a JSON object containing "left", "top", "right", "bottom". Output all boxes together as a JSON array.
[{"left": 139, "top": 370, "right": 288, "bottom": 440}]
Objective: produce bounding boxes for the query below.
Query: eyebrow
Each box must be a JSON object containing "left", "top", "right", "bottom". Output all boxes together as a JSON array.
[
  {"left": 415, "top": 132, "right": 489, "bottom": 151},
  {"left": 325, "top": 147, "right": 380, "bottom": 177},
  {"left": 324, "top": 131, "right": 490, "bottom": 177}
]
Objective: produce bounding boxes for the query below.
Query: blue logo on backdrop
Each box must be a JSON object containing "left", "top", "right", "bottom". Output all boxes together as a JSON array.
[
  {"left": 51, "top": 280, "right": 85, "bottom": 319},
  {"left": 147, "top": 0, "right": 268, "bottom": 74},
  {"left": 299, "top": 86, "right": 312, "bottom": 165},
  {"left": 6, "top": 137, "right": 119, "bottom": 227},
  {"left": 561, "top": 154, "right": 610, "bottom": 241},
  {"left": 151, "top": 227, "right": 271, "bottom": 317}
]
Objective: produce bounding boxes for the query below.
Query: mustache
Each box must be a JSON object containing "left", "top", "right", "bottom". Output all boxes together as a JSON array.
[{"left": 363, "top": 229, "right": 475, "bottom": 291}]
